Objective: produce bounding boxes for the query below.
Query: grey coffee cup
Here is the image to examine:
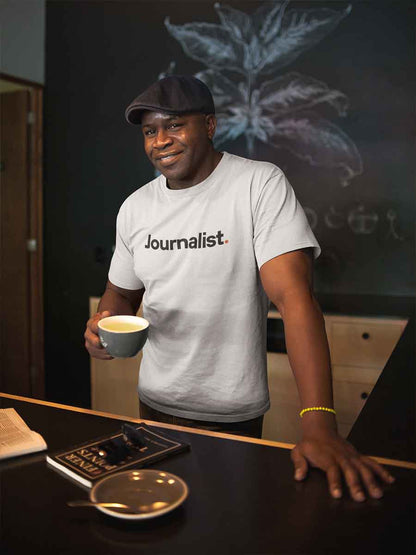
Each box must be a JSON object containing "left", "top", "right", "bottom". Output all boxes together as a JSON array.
[{"left": 97, "top": 315, "right": 149, "bottom": 358}]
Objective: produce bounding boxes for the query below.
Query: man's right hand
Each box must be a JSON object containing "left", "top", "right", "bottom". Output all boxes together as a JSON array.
[{"left": 84, "top": 310, "right": 114, "bottom": 360}]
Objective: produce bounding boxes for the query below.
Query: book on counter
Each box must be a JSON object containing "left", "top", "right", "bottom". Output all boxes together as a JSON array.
[
  {"left": 0, "top": 408, "right": 47, "bottom": 460},
  {"left": 46, "top": 422, "right": 190, "bottom": 488}
]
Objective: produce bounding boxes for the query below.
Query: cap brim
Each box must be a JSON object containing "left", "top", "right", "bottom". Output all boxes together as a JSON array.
[
  {"left": 125, "top": 105, "right": 185, "bottom": 125},
  {"left": 125, "top": 106, "right": 144, "bottom": 125}
]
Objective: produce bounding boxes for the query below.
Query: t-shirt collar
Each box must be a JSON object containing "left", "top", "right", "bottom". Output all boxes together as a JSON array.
[{"left": 159, "top": 152, "right": 228, "bottom": 197}]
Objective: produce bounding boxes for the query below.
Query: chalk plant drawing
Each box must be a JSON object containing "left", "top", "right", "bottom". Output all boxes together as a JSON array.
[{"left": 163, "top": 1, "right": 363, "bottom": 186}]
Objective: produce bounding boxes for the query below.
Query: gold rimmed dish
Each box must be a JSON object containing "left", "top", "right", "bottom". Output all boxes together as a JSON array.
[{"left": 89, "top": 469, "right": 189, "bottom": 520}]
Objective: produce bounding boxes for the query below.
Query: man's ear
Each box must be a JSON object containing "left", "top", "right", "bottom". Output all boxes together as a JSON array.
[{"left": 205, "top": 114, "right": 217, "bottom": 141}]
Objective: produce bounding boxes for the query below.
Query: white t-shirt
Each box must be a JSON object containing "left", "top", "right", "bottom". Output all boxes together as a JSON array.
[{"left": 109, "top": 152, "right": 320, "bottom": 422}]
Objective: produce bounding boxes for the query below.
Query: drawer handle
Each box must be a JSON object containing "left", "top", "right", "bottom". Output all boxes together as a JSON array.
[
  {"left": 362, "top": 332, "right": 370, "bottom": 340},
  {"left": 361, "top": 392, "right": 368, "bottom": 400}
]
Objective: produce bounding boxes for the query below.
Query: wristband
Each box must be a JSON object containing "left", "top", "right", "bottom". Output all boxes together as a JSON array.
[{"left": 299, "top": 406, "right": 336, "bottom": 418}]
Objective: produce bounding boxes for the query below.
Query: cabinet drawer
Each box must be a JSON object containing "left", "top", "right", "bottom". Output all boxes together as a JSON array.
[
  {"left": 332, "top": 364, "right": 382, "bottom": 385},
  {"left": 333, "top": 380, "right": 374, "bottom": 424},
  {"left": 330, "top": 320, "right": 405, "bottom": 368}
]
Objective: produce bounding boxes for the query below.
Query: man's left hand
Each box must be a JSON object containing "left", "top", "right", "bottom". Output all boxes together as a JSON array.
[{"left": 291, "top": 430, "right": 395, "bottom": 502}]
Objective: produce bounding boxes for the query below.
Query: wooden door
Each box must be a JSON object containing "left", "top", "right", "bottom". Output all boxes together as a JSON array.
[{"left": 0, "top": 86, "right": 44, "bottom": 397}]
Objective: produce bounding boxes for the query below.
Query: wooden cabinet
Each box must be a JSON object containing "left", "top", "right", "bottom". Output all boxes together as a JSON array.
[
  {"left": 89, "top": 297, "right": 407, "bottom": 441},
  {"left": 329, "top": 318, "right": 405, "bottom": 368},
  {"left": 328, "top": 315, "right": 406, "bottom": 439},
  {"left": 263, "top": 312, "right": 407, "bottom": 443},
  {"left": 263, "top": 352, "right": 300, "bottom": 442},
  {"left": 89, "top": 297, "right": 142, "bottom": 418}
]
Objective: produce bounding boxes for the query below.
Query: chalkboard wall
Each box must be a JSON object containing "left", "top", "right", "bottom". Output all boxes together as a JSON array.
[{"left": 45, "top": 0, "right": 415, "bottom": 407}]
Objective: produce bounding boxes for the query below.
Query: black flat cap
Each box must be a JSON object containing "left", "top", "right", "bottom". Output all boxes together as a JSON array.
[{"left": 125, "top": 75, "right": 215, "bottom": 125}]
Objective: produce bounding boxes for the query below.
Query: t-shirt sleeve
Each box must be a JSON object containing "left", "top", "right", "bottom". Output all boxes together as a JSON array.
[
  {"left": 252, "top": 169, "right": 321, "bottom": 269},
  {"left": 108, "top": 203, "right": 144, "bottom": 290}
]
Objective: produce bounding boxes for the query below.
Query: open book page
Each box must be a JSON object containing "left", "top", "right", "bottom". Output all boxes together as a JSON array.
[{"left": 0, "top": 408, "right": 47, "bottom": 460}]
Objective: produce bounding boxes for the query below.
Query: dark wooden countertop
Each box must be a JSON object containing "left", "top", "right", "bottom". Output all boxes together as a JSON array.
[{"left": 1, "top": 393, "right": 415, "bottom": 555}]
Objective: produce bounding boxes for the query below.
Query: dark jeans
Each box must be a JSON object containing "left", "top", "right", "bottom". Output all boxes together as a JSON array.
[{"left": 139, "top": 400, "right": 264, "bottom": 439}]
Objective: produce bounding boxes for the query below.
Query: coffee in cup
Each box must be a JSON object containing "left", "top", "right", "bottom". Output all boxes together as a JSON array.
[{"left": 97, "top": 315, "right": 149, "bottom": 358}]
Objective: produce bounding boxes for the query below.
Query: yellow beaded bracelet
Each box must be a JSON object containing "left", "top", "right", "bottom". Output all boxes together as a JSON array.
[{"left": 299, "top": 407, "right": 336, "bottom": 418}]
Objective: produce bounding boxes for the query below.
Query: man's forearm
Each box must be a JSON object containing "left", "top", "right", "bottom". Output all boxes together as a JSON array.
[
  {"left": 260, "top": 251, "right": 337, "bottom": 434},
  {"left": 279, "top": 292, "right": 337, "bottom": 433}
]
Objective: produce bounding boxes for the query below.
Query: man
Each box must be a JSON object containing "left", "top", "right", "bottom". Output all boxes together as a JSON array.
[{"left": 85, "top": 75, "right": 394, "bottom": 501}]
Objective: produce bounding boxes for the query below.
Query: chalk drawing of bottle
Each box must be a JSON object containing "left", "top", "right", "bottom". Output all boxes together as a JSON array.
[
  {"left": 324, "top": 205, "right": 345, "bottom": 229},
  {"left": 347, "top": 204, "right": 378, "bottom": 234}
]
